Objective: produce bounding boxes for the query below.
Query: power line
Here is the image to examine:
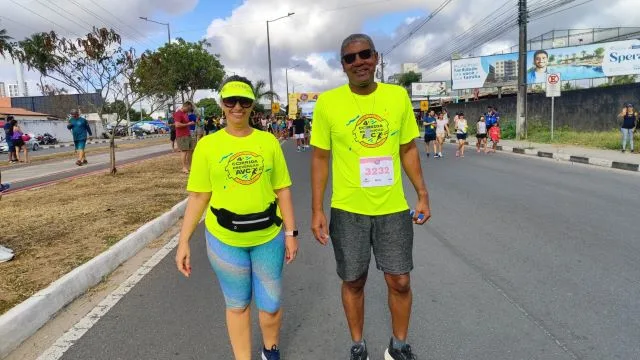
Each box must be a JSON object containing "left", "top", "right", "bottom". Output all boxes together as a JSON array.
[
  {"left": 529, "top": 0, "right": 594, "bottom": 21},
  {"left": 382, "top": 0, "right": 457, "bottom": 56},
  {"left": 85, "top": 0, "right": 157, "bottom": 45},
  {"left": 175, "top": 0, "right": 393, "bottom": 34},
  {"left": 35, "top": 0, "right": 94, "bottom": 35},
  {"left": 8, "top": 0, "right": 76, "bottom": 35}
]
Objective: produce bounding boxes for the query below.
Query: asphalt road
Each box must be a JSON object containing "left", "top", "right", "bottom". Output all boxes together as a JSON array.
[{"left": 55, "top": 141, "right": 639, "bottom": 360}]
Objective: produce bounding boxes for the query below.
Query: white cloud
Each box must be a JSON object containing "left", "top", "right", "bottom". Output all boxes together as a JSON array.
[{"left": 203, "top": 0, "right": 629, "bottom": 99}]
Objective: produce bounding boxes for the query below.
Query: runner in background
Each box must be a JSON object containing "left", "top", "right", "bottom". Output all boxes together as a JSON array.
[
  {"left": 293, "top": 116, "right": 306, "bottom": 152},
  {"left": 488, "top": 121, "right": 501, "bottom": 153},
  {"left": 476, "top": 116, "right": 487, "bottom": 153},
  {"left": 422, "top": 110, "right": 437, "bottom": 158},
  {"left": 168, "top": 116, "right": 177, "bottom": 152},
  {"left": 435, "top": 112, "right": 449, "bottom": 158},
  {"left": 455, "top": 112, "right": 468, "bottom": 158},
  {"left": 618, "top": 103, "right": 637, "bottom": 153}
]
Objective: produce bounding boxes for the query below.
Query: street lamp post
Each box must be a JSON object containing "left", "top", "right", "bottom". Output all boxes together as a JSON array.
[
  {"left": 139, "top": 16, "right": 175, "bottom": 115},
  {"left": 266, "top": 12, "right": 295, "bottom": 110},
  {"left": 285, "top": 64, "right": 300, "bottom": 114}
]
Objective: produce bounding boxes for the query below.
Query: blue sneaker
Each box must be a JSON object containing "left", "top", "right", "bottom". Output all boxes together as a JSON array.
[
  {"left": 0, "top": 183, "right": 10, "bottom": 192},
  {"left": 262, "top": 345, "right": 280, "bottom": 360}
]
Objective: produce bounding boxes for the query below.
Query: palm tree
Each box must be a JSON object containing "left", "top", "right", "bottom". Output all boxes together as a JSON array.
[
  {"left": 0, "top": 28, "right": 13, "bottom": 58},
  {"left": 253, "top": 80, "right": 280, "bottom": 103}
]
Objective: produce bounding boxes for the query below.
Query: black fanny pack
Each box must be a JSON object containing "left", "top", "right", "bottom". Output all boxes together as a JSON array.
[{"left": 211, "top": 201, "right": 282, "bottom": 233}]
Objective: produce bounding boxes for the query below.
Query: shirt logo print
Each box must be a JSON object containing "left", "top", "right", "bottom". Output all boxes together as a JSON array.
[
  {"left": 352, "top": 114, "right": 389, "bottom": 148},
  {"left": 225, "top": 151, "right": 265, "bottom": 185}
]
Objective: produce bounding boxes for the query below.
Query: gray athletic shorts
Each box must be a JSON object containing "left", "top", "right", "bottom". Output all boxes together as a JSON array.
[{"left": 329, "top": 208, "right": 414, "bottom": 282}]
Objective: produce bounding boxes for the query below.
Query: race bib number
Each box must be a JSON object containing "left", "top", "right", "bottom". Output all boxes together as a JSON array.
[{"left": 360, "top": 156, "right": 394, "bottom": 188}]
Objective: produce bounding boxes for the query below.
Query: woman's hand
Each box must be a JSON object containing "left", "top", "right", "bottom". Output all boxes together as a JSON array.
[
  {"left": 285, "top": 235, "right": 298, "bottom": 264},
  {"left": 175, "top": 242, "right": 192, "bottom": 277}
]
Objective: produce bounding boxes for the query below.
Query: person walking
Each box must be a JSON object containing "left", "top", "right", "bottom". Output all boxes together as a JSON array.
[
  {"left": 476, "top": 115, "right": 488, "bottom": 153},
  {"left": 67, "top": 109, "right": 92, "bottom": 166},
  {"left": 293, "top": 116, "right": 306, "bottom": 152},
  {"left": 3, "top": 116, "right": 18, "bottom": 163},
  {"left": 422, "top": 110, "right": 437, "bottom": 158},
  {"left": 488, "top": 121, "right": 501, "bottom": 153},
  {"left": 173, "top": 102, "right": 196, "bottom": 174},
  {"left": 435, "top": 112, "right": 449, "bottom": 158},
  {"left": 175, "top": 75, "right": 297, "bottom": 360},
  {"left": 10, "top": 119, "right": 30, "bottom": 163},
  {"left": 485, "top": 105, "right": 499, "bottom": 131},
  {"left": 618, "top": 103, "right": 637, "bottom": 153},
  {"left": 168, "top": 116, "right": 177, "bottom": 152},
  {"left": 454, "top": 112, "right": 468, "bottom": 158},
  {"left": 310, "top": 33, "right": 431, "bottom": 360},
  {"left": 195, "top": 116, "right": 205, "bottom": 142}
]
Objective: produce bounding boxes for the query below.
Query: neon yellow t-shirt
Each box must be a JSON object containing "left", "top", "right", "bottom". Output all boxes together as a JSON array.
[
  {"left": 310, "top": 83, "right": 419, "bottom": 216},
  {"left": 187, "top": 129, "right": 292, "bottom": 247}
]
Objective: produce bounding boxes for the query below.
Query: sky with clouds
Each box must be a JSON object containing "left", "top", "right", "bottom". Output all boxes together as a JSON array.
[{"left": 0, "top": 0, "right": 635, "bottom": 103}]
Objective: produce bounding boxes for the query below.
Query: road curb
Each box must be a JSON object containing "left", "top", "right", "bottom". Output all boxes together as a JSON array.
[
  {"left": 39, "top": 134, "right": 168, "bottom": 150},
  {"left": 0, "top": 198, "right": 188, "bottom": 359},
  {"left": 447, "top": 139, "right": 639, "bottom": 172}
]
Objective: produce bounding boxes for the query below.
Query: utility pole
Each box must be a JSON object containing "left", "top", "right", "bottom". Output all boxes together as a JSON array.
[
  {"left": 516, "top": 0, "right": 528, "bottom": 139},
  {"left": 380, "top": 53, "right": 385, "bottom": 83},
  {"left": 266, "top": 13, "right": 295, "bottom": 111}
]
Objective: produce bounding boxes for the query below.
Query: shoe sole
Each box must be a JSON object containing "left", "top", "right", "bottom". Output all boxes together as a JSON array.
[{"left": 384, "top": 349, "right": 393, "bottom": 360}]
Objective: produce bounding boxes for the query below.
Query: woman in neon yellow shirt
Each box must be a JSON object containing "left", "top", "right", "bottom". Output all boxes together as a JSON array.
[{"left": 175, "top": 75, "right": 298, "bottom": 360}]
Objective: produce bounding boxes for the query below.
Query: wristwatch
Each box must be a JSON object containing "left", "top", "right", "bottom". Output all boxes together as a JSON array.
[{"left": 285, "top": 230, "right": 299, "bottom": 237}]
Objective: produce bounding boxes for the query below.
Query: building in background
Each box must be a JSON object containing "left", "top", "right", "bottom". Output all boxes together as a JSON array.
[
  {"left": 402, "top": 63, "right": 419, "bottom": 74},
  {"left": 0, "top": 82, "right": 5, "bottom": 97},
  {"left": 0, "top": 81, "right": 30, "bottom": 97}
]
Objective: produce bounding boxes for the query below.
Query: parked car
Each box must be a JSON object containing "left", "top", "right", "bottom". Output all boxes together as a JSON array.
[{"left": 0, "top": 134, "right": 40, "bottom": 153}]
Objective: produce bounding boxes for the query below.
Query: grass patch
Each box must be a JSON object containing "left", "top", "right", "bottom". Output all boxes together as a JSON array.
[
  {"left": 470, "top": 119, "right": 626, "bottom": 150},
  {"left": 0, "top": 154, "right": 187, "bottom": 315}
]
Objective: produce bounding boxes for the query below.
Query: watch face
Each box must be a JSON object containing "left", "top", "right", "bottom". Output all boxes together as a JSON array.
[{"left": 293, "top": 230, "right": 299, "bottom": 237}]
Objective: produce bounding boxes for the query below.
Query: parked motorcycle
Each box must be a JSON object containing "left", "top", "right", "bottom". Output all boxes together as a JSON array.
[{"left": 37, "top": 133, "right": 58, "bottom": 145}]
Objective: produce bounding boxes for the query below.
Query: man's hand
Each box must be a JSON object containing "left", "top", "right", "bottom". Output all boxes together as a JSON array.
[
  {"left": 311, "top": 210, "right": 330, "bottom": 245},
  {"left": 413, "top": 197, "right": 431, "bottom": 225},
  {"left": 285, "top": 235, "right": 298, "bottom": 264},
  {"left": 175, "top": 242, "right": 191, "bottom": 277}
]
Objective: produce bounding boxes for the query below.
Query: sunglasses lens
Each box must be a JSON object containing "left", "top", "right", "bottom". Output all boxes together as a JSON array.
[
  {"left": 359, "top": 49, "right": 372, "bottom": 59},
  {"left": 222, "top": 98, "right": 237, "bottom": 107},
  {"left": 239, "top": 98, "right": 253, "bottom": 108},
  {"left": 343, "top": 53, "right": 357, "bottom": 64}
]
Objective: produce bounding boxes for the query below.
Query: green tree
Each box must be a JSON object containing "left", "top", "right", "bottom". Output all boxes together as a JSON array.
[
  {"left": 253, "top": 79, "right": 280, "bottom": 103},
  {"left": 398, "top": 71, "right": 422, "bottom": 90},
  {"left": 594, "top": 47, "right": 605, "bottom": 58},
  {"left": 15, "top": 28, "right": 164, "bottom": 174},
  {"left": 0, "top": 28, "right": 13, "bottom": 57},
  {"left": 612, "top": 75, "right": 637, "bottom": 85},
  {"left": 134, "top": 38, "right": 225, "bottom": 102},
  {"left": 196, "top": 98, "right": 222, "bottom": 118}
]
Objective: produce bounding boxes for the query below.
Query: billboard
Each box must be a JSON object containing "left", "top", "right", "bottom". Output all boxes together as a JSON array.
[
  {"left": 288, "top": 92, "right": 320, "bottom": 118},
  {"left": 411, "top": 82, "right": 450, "bottom": 97},
  {"left": 451, "top": 39, "right": 640, "bottom": 90}
]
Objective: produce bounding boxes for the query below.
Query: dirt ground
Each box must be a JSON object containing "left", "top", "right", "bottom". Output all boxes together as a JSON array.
[{"left": 0, "top": 153, "right": 188, "bottom": 315}]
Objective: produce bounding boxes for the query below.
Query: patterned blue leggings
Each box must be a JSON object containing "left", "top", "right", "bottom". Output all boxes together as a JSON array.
[{"left": 205, "top": 230, "right": 284, "bottom": 313}]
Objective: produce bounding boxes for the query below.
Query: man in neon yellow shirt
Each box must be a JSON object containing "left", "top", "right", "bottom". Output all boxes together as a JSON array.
[{"left": 311, "top": 34, "right": 431, "bottom": 360}]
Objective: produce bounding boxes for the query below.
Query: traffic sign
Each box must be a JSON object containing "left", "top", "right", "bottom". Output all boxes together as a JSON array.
[
  {"left": 420, "top": 100, "right": 429, "bottom": 111},
  {"left": 546, "top": 73, "right": 561, "bottom": 98},
  {"left": 271, "top": 102, "right": 280, "bottom": 114}
]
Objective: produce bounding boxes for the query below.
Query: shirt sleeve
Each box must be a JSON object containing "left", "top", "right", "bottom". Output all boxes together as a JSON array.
[
  {"left": 399, "top": 90, "right": 420, "bottom": 145},
  {"left": 271, "top": 138, "right": 292, "bottom": 190},
  {"left": 186, "top": 140, "right": 212, "bottom": 192},
  {"left": 309, "top": 95, "right": 331, "bottom": 150}
]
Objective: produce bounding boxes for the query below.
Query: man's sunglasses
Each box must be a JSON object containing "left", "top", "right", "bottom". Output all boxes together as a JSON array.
[
  {"left": 222, "top": 97, "right": 254, "bottom": 108},
  {"left": 342, "top": 49, "right": 375, "bottom": 65}
]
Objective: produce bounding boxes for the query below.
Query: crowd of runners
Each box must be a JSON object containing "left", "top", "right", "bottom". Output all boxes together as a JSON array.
[{"left": 421, "top": 105, "right": 502, "bottom": 159}]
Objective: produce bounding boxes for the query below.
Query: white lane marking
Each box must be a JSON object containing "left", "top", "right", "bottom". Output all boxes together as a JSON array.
[{"left": 36, "top": 234, "right": 180, "bottom": 360}]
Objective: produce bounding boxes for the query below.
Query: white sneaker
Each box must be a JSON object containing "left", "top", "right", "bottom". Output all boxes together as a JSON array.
[
  {"left": 0, "top": 244, "right": 13, "bottom": 253},
  {"left": 0, "top": 249, "right": 14, "bottom": 263}
]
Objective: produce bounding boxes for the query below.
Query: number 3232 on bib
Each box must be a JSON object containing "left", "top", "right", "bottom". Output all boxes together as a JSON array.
[{"left": 360, "top": 156, "right": 394, "bottom": 188}]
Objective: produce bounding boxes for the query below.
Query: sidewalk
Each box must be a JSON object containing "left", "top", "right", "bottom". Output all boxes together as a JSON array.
[
  {"left": 38, "top": 134, "right": 167, "bottom": 150},
  {"left": 443, "top": 137, "right": 640, "bottom": 172},
  {"left": 1, "top": 143, "right": 171, "bottom": 185}
]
